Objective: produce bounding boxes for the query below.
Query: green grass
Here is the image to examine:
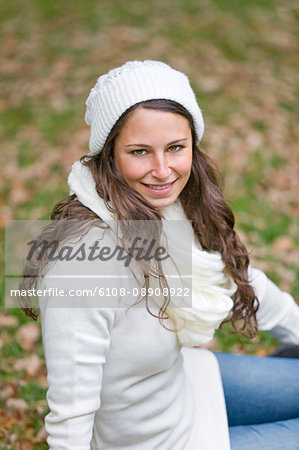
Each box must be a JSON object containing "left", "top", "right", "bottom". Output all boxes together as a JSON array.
[
  {"left": 1, "top": 0, "right": 298, "bottom": 445},
  {"left": 18, "top": 381, "right": 47, "bottom": 405},
  {"left": 0, "top": 105, "right": 33, "bottom": 139},
  {"left": 214, "top": 323, "right": 280, "bottom": 355},
  {"left": 17, "top": 141, "right": 38, "bottom": 168},
  {"left": 37, "top": 107, "right": 78, "bottom": 146}
]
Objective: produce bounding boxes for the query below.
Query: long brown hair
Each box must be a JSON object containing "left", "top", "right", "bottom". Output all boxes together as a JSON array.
[{"left": 20, "top": 99, "right": 259, "bottom": 337}]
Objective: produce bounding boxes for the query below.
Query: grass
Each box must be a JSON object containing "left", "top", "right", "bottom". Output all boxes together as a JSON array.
[{"left": 1, "top": 0, "right": 298, "bottom": 446}]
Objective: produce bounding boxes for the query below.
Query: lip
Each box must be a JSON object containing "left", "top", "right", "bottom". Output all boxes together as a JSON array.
[{"left": 142, "top": 180, "right": 177, "bottom": 196}]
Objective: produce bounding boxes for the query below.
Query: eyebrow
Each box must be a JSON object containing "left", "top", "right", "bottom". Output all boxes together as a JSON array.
[{"left": 125, "top": 138, "right": 188, "bottom": 148}]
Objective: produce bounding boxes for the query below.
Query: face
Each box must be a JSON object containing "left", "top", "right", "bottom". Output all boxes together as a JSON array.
[{"left": 113, "top": 107, "right": 193, "bottom": 209}]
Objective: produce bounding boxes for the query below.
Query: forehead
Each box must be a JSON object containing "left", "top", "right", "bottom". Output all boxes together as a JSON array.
[{"left": 117, "top": 107, "right": 191, "bottom": 143}]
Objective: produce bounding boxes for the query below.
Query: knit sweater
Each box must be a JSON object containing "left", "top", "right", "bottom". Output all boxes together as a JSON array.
[{"left": 38, "top": 225, "right": 299, "bottom": 450}]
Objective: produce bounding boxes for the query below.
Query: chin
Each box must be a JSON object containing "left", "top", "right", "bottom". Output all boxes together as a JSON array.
[{"left": 146, "top": 196, "right": 178, "bottom": 209}]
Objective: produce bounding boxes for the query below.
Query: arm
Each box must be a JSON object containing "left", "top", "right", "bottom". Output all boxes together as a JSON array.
[
  {"left": 248, "top": 266, "right": 299, "bottom": 344},
  {"left": 37, "top": 224, "right": 140, "bottom": 449},
  {"left": 39, "top": 283, "right": 116, "bottom": 450}
]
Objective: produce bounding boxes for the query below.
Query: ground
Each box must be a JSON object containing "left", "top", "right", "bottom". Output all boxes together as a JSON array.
[{"left": 0, "top": 0, "right": 298, "bottom": 447}]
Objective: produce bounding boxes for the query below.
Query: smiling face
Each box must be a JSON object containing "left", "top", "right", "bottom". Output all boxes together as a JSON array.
[{"left": 113, "top": 107, "right": 193, "bottom": 209}]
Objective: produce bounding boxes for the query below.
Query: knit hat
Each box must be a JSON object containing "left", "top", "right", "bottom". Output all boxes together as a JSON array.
[{"left": 85, "top": 60, "right": 204, "bottom": 155}]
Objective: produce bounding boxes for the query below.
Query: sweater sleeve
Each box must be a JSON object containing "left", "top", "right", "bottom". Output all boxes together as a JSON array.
[
  {"left": 37, "top": 226, "right": 125, "bottom": 450},
  {"left": 39, "top": 228, "right": 142, "bottom": 450},
  {"left": 39, "top": 281, "right": 116, "bottom": 450},
  {"left": 248, "top": 266, "right": 299, "bottom": 344}
]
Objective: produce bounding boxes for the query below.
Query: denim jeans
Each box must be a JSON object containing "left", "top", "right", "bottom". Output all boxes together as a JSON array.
[{"left": 215, "top": 353, "right": 299, "bottom": 450}]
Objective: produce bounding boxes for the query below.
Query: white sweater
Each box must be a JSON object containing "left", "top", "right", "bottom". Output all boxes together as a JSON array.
[{"left": 38, "top": 226, "right": 299, "bottom": 450}]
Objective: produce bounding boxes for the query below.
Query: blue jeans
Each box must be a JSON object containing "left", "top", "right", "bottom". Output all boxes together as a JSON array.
[{"left": 215, "top": 353, "right": 299, "bottom": 450}]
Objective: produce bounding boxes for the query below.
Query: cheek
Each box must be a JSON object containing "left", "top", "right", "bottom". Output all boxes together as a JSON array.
[
  {"left": 176, "top": 152, "right": 192, "bottom": 176},
  {"left": 117, "top": 157, "right": 145, "bottom": 182}
]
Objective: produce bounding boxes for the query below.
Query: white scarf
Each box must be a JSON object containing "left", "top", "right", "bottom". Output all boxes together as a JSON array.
[{"left": 68, "top": 161, "right": 237, "bottom": 347}]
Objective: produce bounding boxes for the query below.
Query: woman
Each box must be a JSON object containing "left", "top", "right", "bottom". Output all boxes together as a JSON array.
[{"left": 23, "top": 60, "right": 299, "bottom": 449}]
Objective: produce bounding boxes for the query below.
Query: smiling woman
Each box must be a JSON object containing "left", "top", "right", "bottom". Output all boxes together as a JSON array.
[
  {"left": 113, "top": 106, "right": 193, "bottom": 208},
  {"left": 20, "top": 60, "right": 299, "bottom": 450}
]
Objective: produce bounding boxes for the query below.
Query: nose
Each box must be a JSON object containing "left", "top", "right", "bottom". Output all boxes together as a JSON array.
[{"left": 151, "top": 153, "right": 171, "bottom": 179}]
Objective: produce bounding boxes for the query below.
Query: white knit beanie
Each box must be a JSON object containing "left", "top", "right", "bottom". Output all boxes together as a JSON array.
[{"left": 85, "top": 60, "right": 204, "bottom": 155}]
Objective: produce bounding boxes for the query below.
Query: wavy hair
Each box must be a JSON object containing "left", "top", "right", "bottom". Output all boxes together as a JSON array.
[{"left": 20, "top": 99, "right": 259, "bottom": 337}]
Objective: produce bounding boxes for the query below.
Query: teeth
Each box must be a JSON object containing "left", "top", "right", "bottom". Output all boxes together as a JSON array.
[{"left": 147, "top": 183, "right": 172, "bottom": 190}]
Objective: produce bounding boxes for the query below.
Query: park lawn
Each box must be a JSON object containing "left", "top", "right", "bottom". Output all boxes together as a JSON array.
[{"left": 0, "top": 0, "right": 298, "bottom": 447}]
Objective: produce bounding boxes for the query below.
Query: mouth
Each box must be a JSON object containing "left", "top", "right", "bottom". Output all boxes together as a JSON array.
[{"left": 142, "top": 180, "right": 177, "bottom": 195}]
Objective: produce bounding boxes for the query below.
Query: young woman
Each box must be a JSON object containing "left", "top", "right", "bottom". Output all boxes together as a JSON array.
[{"left": 23, "top": 60, "right": 299, "bottom": 449}]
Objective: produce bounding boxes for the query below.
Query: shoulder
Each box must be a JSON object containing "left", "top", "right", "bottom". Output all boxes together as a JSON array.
[
  {"left": 43, "top": 224, "right": 128, "bottom": 276},
  {"left": 39, "top": 224, "right": 142, "bottom": 309}
]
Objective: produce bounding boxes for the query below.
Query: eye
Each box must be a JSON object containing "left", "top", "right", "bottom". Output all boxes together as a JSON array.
[
  {"left": 168, "top": 145, "right": 182, "bottom": 152},
  {"left": 132, "top": 149, "right": 147, "bottom": 156}
]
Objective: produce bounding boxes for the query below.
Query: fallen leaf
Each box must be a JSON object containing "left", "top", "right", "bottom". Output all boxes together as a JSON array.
[
  {"left": 37, "top": 374, "right": 48, "bottom": 387},
  {"left": 19, "top": 440, "right": 34, "bottom": 450},
  {"left": 0, "top": 416, "right": 19, "bottom": 428},
  {"left": 9, "top": 182, "right": 31, "bottom": 205},
  {"left": 272, "top": 236, "right": 294, "bottom": 252},
  {"left": 16, "top": 323, "right": 40, "bottom": 351},
  {"left": 9, "top": 431, "right": 18, "bottom": 444},
  {"left": 25, "top": 426, "right": 35, "bottom": 436},
  {"left": 0, "top": 206, "right": 13, "bottom": 227},
  {"left": 36, "top": 424, "right": 48, "bottom": 441},
  {"left": 272, "top": 169, "right": 292, "bottom": 189},
  {"left": 200, "top": 76, "right": 221, "bottom": 93},
  {"left": 6, "top": 398, "right": 29, "bottom": 411},
  {"left": 13, "top": 354, "right": 43, "bottom": 376},
  {"left": 26, "top": 354, "right": 43, "bottom": 376},
  {"left": 256, "top": 348, "right": 268, "bottom": 357},
  {"left": 35, "top": 400, "right": 48, "bottom": 416},
  {"left": 0, "top": 384, "right": 16, "bottom": 400},
  {"left": 0, "top": 313, "right": 19, "bottom": 327},
  {"left": 232, "top": 344, "right": 244, "bottom": 355}
]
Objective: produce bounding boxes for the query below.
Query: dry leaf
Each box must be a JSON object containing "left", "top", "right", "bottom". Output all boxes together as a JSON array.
[
  {"left": 9, "top": 182, "right": 31, "bottom": 205},
  {"left": 9, "top": 431, "right": 18, "bottom": 444},
  {"left": 13, "top": 354, "right": 43, "bottom": 376},
  {"left": 25, "top": 354, "right": 43, "bottom": 376},
  {"left": 35, "top": 400, "right": 48, "bottom": 416},
  {"left": 16, "top": 323, "right": 40, "bottom": 351},
  {"left": 0, "top": 385, "right": 15, "bottom": 400},
  {"left": 6, "top": 398, "right": 29, "bottom": 411},
  {"left": 19, "top": 440, "right": 34, "bottom": 450},
  {"left": 256, "top": 348, "right": 268, "bottom": 357},
  {"left": 273, "top": 170, "right": 292, "bottom": 189},
  {"left": 232, "top": 344, "right": 244, "bottom": 355},
  {"left": 272, "top": 236, "right": 294, "bottom": 252},
  {"left": 0, "top": 207, "right": 13, "bottom": 227},
  {"left": 0, "top": 313, "right": 19, "bottom": 327},
  {"left": 36, "top": 425, "right": 48, "bottom": 441}
]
